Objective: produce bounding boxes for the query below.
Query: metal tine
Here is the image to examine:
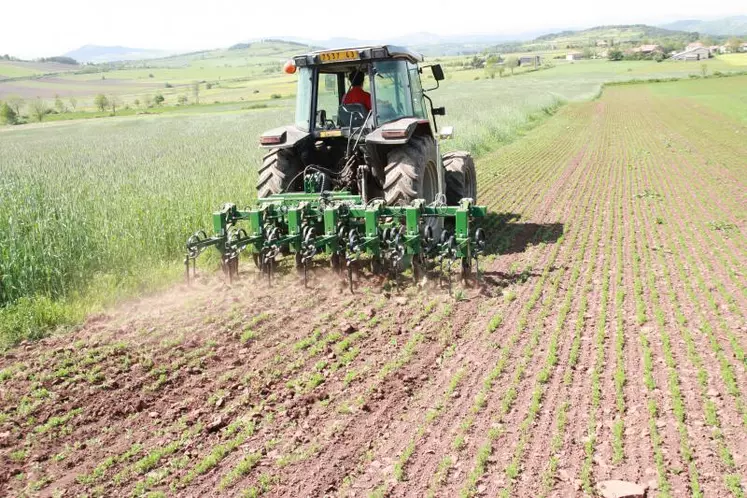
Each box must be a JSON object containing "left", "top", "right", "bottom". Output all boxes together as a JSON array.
[
  {"left": 347, "top": 261, "right": 355, "bottom": 294},
  {"left": 184, "top": 257, "right": 191, "bottom": 285}
]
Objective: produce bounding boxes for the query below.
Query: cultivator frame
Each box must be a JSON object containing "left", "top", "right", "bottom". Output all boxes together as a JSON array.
[{"left": 185, "top": 188, "right": 487, "bottom": 292}]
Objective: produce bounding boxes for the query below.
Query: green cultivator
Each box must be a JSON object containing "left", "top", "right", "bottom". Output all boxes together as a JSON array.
[{"left": 185, "top": 45, "right": 488, "bottom": 291}]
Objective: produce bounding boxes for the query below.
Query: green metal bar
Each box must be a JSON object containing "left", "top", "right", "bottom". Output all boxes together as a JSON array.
[
  {"left": 212, "top": 210, "right": 228, "bottom": 235},
  {"left": 405, "top": 206, "right": 421, "bottom": 254},
  {"left": 346, "top": 205, "right": 486, "bottom": 218},
  {"left": 311, "top": 235, "right": 337, "bottom": 249},
  {"left": 258, "top": 193, "right": 362, "bottom": 203},
  {"left": 287, "top": 206, "right": 303, "bottom": 252},
  {"left": 269, "top": 234, "right": 301, "bottom": 248},
  {"left": 324, "top": 206, "right": 339, "bottom": 253},
  {"left": 188, "top": 236, "right": 225, "bottom": 251},
  {"left": 455, "top": 208, "right": 469, "bottom": 239},
  {"left": 247, "top": 209, "right": 264, "bottom": 253}
]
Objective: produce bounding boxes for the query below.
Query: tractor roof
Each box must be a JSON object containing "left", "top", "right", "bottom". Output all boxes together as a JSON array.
[{"left": 293, "top": 45, "right": 424, "bottom": 68}]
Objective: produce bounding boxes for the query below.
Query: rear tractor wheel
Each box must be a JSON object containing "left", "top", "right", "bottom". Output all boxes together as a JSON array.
[
  {"left": 384, "top": 135, "right": 441, "bottom": 235},
  {"left": 383, "top": 135, "right": 439, "bottom": 206},
  {"left": 257, "top": 148, "right": 304, "bottom": 198}
]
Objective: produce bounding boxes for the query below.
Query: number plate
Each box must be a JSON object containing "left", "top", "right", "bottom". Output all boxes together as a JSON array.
[
  {"left": 319, "top": 130, "right": 342, "bottom": 137},
  {"left": 319, "top": 50, "right": 360, "bottom": 63}
]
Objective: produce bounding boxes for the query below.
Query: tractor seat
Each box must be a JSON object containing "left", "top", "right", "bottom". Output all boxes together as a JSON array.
[{"left": 338, "top": 104, "right": 368, "bottom": 128}]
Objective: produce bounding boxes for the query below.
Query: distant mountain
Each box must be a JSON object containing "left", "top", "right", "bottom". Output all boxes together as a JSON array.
[
  {"left": 63, "top": 45, "right": 175, "bottom": 63},
  {"left": 533, "top": 24, "right": 691, "bottom": 43},
  {"left": 237, "top": 31, "right": 543, "bottom": 57},
  {"left": 659, "top": 16, "right": 747, "bottom": 36}
]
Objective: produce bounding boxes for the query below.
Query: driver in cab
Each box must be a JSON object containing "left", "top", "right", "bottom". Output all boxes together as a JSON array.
[{"left": 342, "top": 70, "right": 371, "bottom": 112}]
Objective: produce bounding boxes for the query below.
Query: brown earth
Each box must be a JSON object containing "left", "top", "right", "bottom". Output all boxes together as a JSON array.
[{"left": 1, "top": 79, "right": 746, "bottom": 497}]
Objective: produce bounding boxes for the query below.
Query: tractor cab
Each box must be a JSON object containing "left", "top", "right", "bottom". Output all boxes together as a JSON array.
[{"left": 289, "top": 46, "right": 437, "bottom": 134}]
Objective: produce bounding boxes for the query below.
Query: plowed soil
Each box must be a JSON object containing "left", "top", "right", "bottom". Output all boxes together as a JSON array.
[{"left": 1, "top": 76, "right": 746, "bottom": 497}]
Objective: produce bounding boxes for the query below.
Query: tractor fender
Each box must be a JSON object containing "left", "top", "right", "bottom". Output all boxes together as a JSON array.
[
  {"left": 259, "top": 125, "right": 311, "bottom": 149},
  {"left": 365, "top": 118, "right": 432, "bottom": 145}
]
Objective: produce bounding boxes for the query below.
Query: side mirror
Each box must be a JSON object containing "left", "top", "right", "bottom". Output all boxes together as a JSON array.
[
  {"left": 438, "top": 126, "right": 454, "bottom": 140},
  {"left": 432, "top": 107, "right": 446, "bottom": 116},
  {"left": 431, "top": 64, "right": 445, "bottom": 81}
]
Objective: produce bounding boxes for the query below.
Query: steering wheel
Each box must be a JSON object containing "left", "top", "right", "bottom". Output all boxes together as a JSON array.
[
  {"left": 340, "top": 105, "right": 366, "bottom": 122},
  {"left": 317, "top": 109, "right": 337, "bottom": 129}
]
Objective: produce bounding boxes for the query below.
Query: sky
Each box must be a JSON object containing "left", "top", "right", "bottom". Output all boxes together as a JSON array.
[{"left": 2, "top": 0, "right": 745, "bottom": 59}]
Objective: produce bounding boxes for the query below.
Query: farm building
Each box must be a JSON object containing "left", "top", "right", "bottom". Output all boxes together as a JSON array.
[
  {"left": 566, "top": 52, "right": 583, "bottom": 61},
  {"left": 685, "top": 41, "right": 705, "bottom": 51},
  {"left": 631, "top": 44, "right": 662, "bottom": 54},
  {"left": 671, "top": 46, "right": 710, "bottom": 61},
  {"left": 519, "top": 55, "right": 542, "bottom": 67}
]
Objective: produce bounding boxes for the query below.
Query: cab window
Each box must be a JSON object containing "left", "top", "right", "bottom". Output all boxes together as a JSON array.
[
  {"left": 295, "top": 66, "right": 313, "bottom": 131},
  {"left": 408, "top": 62, "right": 426, "bottom": 119},
  {"left": 315, "top": 72, "right": 341, "bottom": 129},
  {"left": 372, "top": 60, "right": 413, "bottom": 124}
]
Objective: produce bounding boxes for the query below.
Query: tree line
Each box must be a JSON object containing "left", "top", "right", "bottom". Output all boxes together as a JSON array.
[{"left": 1, "top": 81, "right": 204, "bottom": 125}]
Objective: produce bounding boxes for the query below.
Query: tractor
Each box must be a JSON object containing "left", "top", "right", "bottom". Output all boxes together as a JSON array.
[{"left": 186, "top": 45, "right": 487, "bottom": 291}]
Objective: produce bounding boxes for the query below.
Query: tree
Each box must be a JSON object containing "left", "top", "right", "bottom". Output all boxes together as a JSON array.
[
  {"left": 608, "top": 48, "right": 624, "bottom": 61},
  {"left": 177, "top": 94, "right": 188, "bottom": 105},
  {"left": 505, "top": 56, "right": 519, "bottom": 75},
  {"left": 94, "top": 94, "right": 108, "bottom": 112},
  {"left": 68, "top": 96, "right": 77, "bottom": 111},
  {"left": 133, "top": 98, "right": 141, "bottom": 108},
  {"left": 700, "top": 63, "right": 708, "bottom": 77},
  {"left": 29, "top": 99, "right": 48, "bottom": 122},
  {"left": 726, "top": 37, "right": 742, "bottom": 53},
  {"left": 154, "top": 93, "right": 165, "bottom": 106},
  {"left": 54, "top": 95, "right": 66, "bottom": 114},
  {"left": 109, "top": 95, "right": 120, "bottom": 115},
  {"left": 7, "top": 95, "right": 24, "bottom": 118},
  {"left": 191, "top": 81, "right": 200, "bottom": 104},
  {"left": 0, "top": 102, "right": 18, "bottom": 125},
  {"left": 497, "top": 66, "right": 506, "bottom": 78}
]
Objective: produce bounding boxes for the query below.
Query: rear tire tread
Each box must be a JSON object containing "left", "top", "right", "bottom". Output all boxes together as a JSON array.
[
  {"left": 383, "top": 135, "right": 437, "bottom": 206},
  {"left": 257, "top": 148, "right": 304, "bottom": 198}
]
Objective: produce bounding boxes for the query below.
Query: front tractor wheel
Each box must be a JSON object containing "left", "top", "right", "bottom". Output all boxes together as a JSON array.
[
  {"left": 443, "top": 151, "right": 477, "bottom": 204},
  {"left": 257, "top": 148, "right": 304, "bottom": 198}
]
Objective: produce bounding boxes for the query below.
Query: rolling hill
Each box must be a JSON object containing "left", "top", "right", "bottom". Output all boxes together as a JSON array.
[
  {"left": 63, "top": 45, "right": 176, "bottom": 63},
  {"left": 659, "top": 16, "right": 747, "bottom": 36}
]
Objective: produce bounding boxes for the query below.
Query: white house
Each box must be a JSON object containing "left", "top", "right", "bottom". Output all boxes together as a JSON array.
[{"left": 671, "top": 46, "right": 710, "bottom": 61}]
